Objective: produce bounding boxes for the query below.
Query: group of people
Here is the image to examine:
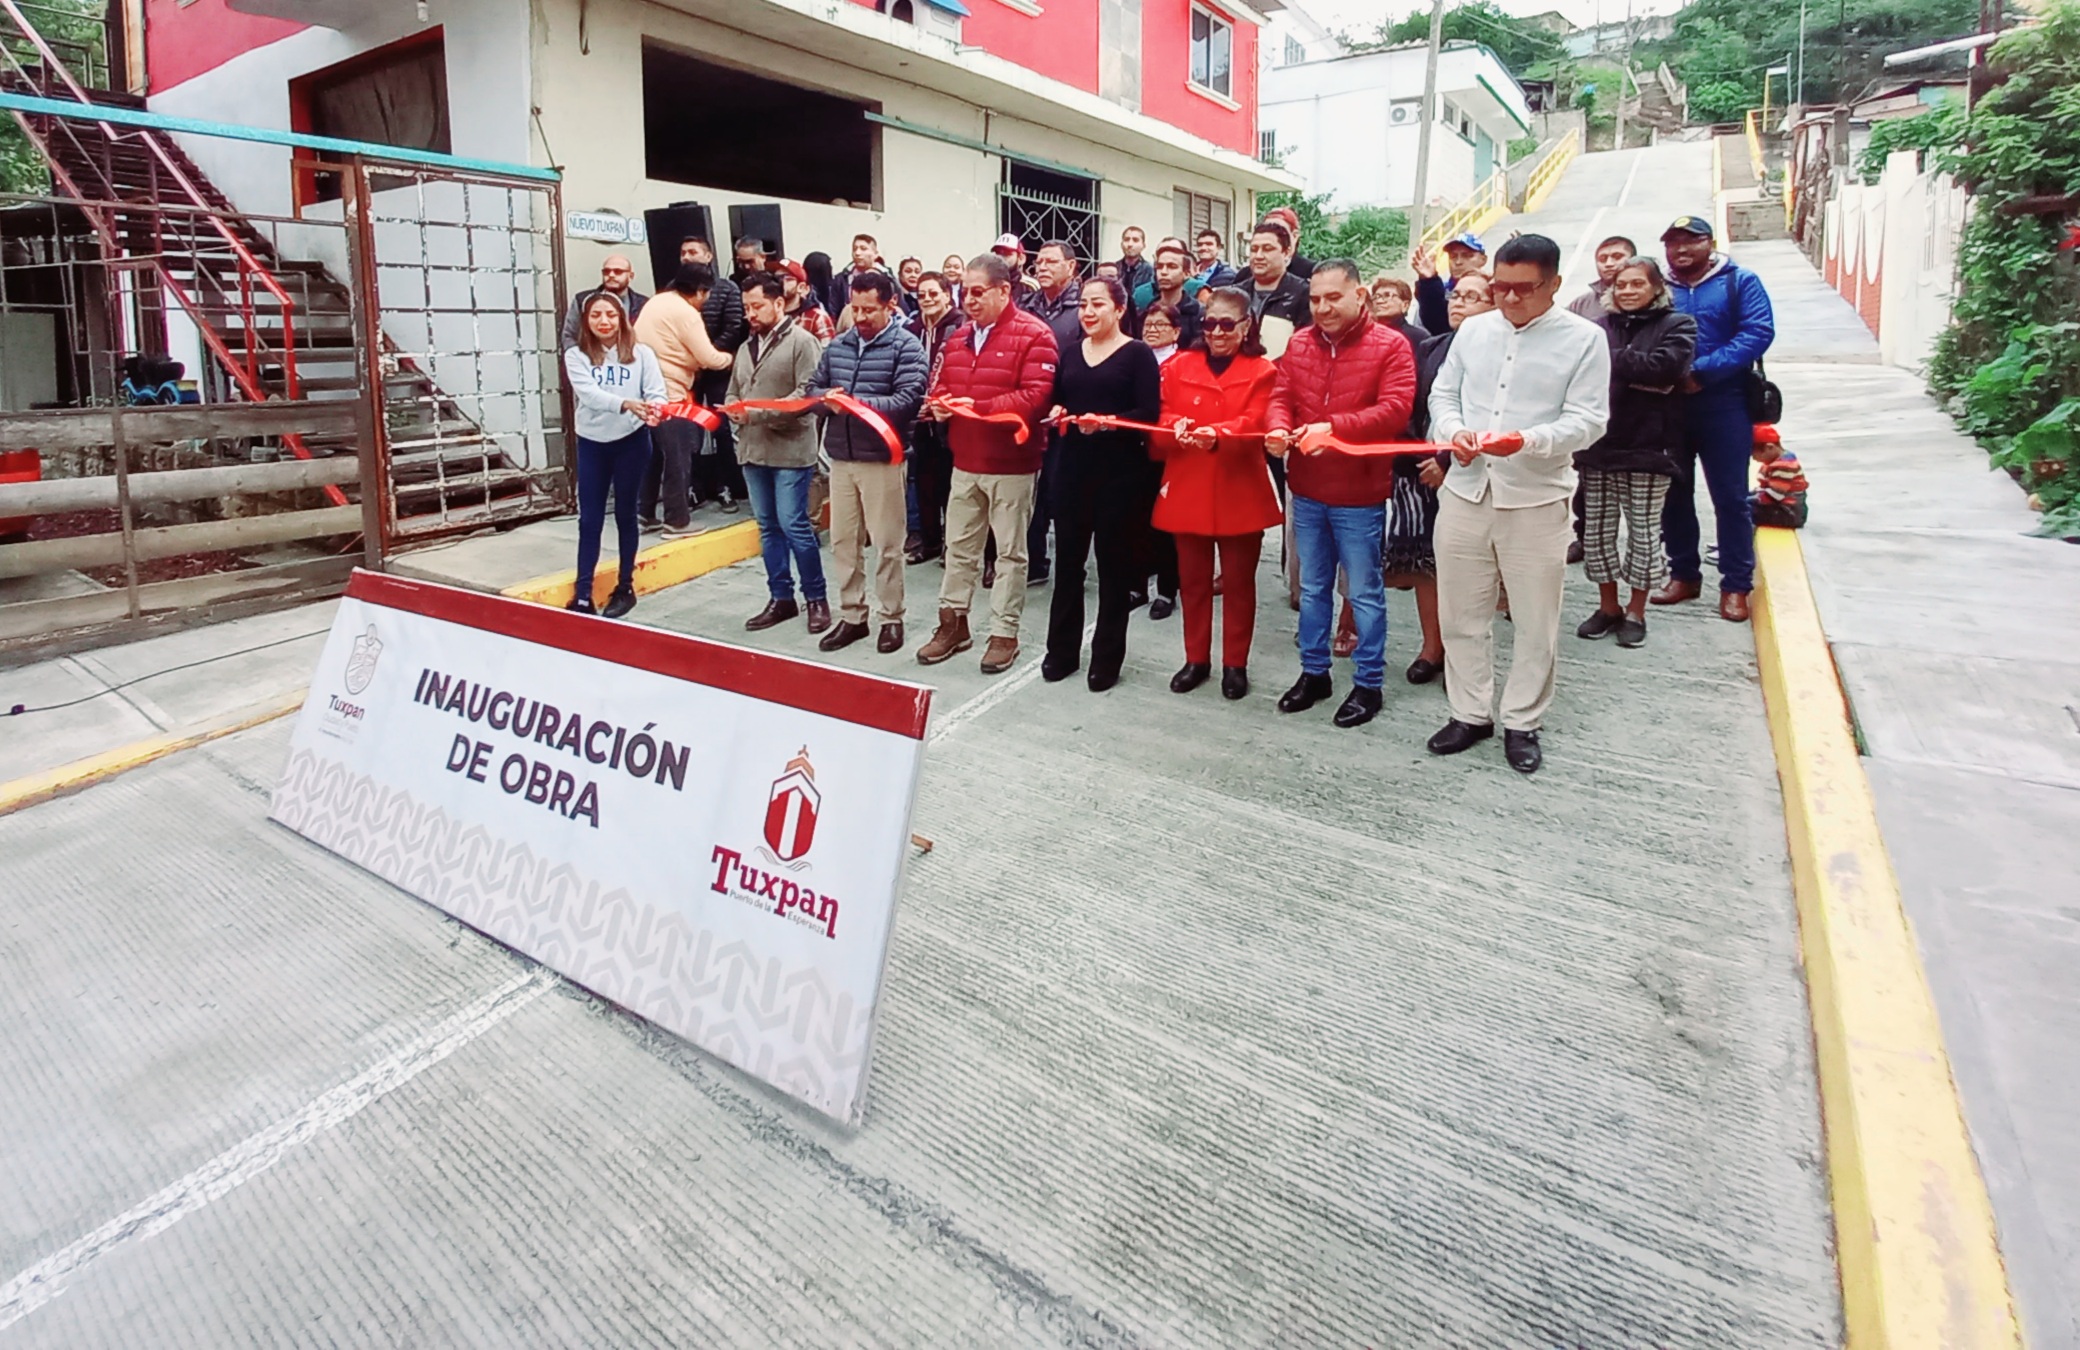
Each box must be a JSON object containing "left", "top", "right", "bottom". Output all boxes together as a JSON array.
[{"left": 559, "top": 206, "right": 1776, "bottom": 775}]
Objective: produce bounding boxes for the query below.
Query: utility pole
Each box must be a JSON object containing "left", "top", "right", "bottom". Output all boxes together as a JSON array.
[
  {"left": 1615, "top": 0, "right": 1632, "bottom": 150},
  {"left": 1409, "top": 0, "right": 1446, "bottom": 248},
  {"left": 1796, "top": 0, "right": 1808, "bottom": 107}
]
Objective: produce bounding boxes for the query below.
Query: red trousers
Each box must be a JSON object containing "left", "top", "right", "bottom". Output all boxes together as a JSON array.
[{"left": 1175, "top": 532, "right": 1262, "bottom": 667}]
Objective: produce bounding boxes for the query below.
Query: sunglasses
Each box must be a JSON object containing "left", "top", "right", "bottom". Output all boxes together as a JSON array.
[
  {"left": 1202, "top": 317, "right": 1245, "bottom": 333},
  {"left": 1488, "top": 280, "right": 1548, "bottom": 299}
]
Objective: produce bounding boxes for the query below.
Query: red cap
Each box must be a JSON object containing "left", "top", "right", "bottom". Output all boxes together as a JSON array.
[{"left": 779, "top": 259, "right": 808, "bottom": 283}]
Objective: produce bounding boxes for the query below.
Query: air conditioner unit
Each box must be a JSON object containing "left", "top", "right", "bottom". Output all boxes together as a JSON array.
[{"left": 1389, "top": 102, "right": 1421, "bottom": 126}]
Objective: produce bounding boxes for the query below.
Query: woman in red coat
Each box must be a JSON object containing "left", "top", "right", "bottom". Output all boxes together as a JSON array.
[{"left": 1152, "top": 287, "right": 1283, "bottom": 700}]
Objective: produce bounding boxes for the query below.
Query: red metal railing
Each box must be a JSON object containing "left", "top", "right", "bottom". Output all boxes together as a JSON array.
[{"left": 1, "top": 0, "right": 319, "bottom": 438}]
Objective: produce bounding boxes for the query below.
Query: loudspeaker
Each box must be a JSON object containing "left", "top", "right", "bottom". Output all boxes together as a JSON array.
[
  {"left": 727, "top": 203, "right": 785, "bottom": 263},
  {"left": 643, "top": 202, "right": 713, "bottom": 292}
]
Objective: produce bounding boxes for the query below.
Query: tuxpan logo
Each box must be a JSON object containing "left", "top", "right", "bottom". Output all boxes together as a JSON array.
[
  {"left": 763, "top": 747, "right": 822, "bottom": 862},
  {"left": 344, "top": 624, "right": 383, "bottom": 694},
  {"left": 707, "top": 748, "right": 841, "bottom": 939}
]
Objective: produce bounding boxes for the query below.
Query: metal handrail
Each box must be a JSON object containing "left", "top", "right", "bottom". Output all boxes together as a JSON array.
[
  {"left": 1520, "top": 128, "right": 1581, "bottom": 215},
  {"left": 0, "top": 0, "right": 303, "bottom": 403},
  {"left": 1419, "top": 167, "right": 1510, "bottom": 253}
]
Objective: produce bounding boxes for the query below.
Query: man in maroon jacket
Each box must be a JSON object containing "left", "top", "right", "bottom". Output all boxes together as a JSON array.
[
  {"left": 1265, "top": 258, "right": 1417, "bottom": 728},
  {"left": 916, "top": 252, "right": 1060, "bottom": 674}
]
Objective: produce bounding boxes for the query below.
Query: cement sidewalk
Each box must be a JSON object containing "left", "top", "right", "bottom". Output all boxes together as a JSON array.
[{"left": 1740, "top": 239, "right": 2080, "bottom": 1349}]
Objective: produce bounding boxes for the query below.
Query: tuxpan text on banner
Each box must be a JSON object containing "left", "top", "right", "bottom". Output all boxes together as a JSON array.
[{"left": 270, "top": 571, "right": 933, "bottom": 1125}]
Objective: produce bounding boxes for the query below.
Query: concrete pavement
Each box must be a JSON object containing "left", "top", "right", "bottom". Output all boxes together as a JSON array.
[
  {"left": 0, "top": 143, "right": 1847, "bottom": 1345},
  {"left": 1740, "top": 239, "right": 2080, "bottom": 1350}
]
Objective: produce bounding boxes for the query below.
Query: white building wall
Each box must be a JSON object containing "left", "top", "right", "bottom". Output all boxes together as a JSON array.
[{"left": 1260, "top": 46, "right": 1489, "bottom": 212}]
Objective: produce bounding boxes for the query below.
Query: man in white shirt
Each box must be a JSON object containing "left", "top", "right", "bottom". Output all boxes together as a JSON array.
[{"left": 1425, "top": 234, "right": 1610, "bottom": 774}]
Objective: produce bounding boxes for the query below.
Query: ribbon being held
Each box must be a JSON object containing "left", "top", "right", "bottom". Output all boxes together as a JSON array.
[
  {"left": 657, "top": 392, "right": 907, "bottom": 463},
  {"left": 1040, "top": 410, "right": 1498, "bottom": 460},
  {"left": 924, "top": 397, "right": 1033, "bottom": 445}
]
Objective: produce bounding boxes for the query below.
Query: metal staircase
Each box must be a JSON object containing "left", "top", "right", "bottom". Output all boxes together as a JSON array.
[{"left": 1, "top": 0, "right": 553, "bottom": 535}]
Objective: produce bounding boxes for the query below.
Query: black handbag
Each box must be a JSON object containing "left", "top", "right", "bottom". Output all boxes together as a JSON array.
[{"left": 1748, "top": 358, "right": 1783, "bottom": 424}]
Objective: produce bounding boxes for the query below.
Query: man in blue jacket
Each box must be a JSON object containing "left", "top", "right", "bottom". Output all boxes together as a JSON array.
[
  {"left": 1652, "top": 215, "right": 1774, "bottom": 623},
  {"left": 808, "top": 271, "right": 930, "bottom": 654}
]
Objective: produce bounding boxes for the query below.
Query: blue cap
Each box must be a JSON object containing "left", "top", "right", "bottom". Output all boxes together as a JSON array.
[
  {"left": 1444, "top": 233, "right": 1487, "bottom": 254},
  {"left": 1662, "top": 214, "right": 1714, "bottom": 238}
]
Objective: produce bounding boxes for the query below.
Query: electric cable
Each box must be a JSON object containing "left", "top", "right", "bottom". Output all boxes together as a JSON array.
[{"left": 3, "top": 628, "right": 330, "bottom": 717}]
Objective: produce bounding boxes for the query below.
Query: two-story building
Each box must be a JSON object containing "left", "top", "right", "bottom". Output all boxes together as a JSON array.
[
  {"left": 1258, "top": 39, "right": 1532, "bottom": 214},
  {"left": 140, "top": 0, "right": 1299, "bottom": 287}
]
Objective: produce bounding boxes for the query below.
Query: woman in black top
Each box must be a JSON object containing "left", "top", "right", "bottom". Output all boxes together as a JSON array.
[{"left": 1042, "top": 276, "right": 1164, "bottom": 691}]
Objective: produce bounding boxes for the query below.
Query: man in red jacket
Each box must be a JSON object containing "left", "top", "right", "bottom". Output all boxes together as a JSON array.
[
  {"left": 1265, "top": 258, "right": 1416, "bottom": 728},
  {"left": 916, "top": 251, "right": 1060, "bottom": 674}
]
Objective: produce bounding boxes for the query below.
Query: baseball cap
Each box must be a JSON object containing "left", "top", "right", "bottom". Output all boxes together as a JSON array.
[
  {"left": 778, "top": 258, "right": 807, "bottom": 283},
  {"left": 1442, "top": 232, "right": 1487, "bottom": 254},
  {"left": 991, "top": 232, "right": 1026, "bottom": 255},
  {"left": 1264, "top": 205, "right": 1300, "bottom": 230},
  {"left": 1662, "top": 215, "right": 1714, "bottom": 238}
]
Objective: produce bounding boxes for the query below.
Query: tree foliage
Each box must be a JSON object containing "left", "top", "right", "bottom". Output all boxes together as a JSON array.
[
  {"left": 1639, "top": 0, "right": 1979, "bottom": 112},
  {"left": 1257, "top": 191, "right": 1412, "bottom": 279},
  {"left": 1344, "top": 3, "right": 1565, "bottom": 78},
  {"left": 1925, "top": 0, "right": 2080, "bottom": 538}
]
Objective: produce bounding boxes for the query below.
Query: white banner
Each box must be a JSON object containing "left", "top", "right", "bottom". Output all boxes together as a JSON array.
[{"left": 270, "top": 571, "right": 932, "bottom": 1124}]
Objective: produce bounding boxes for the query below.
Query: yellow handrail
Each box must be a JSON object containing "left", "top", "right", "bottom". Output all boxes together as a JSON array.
[
  {"left": 1520, "top": 127, "right": 1580, "bottom": 215},
  {"left": 1744, "top": 107, "right": 1767, "bottom": 184},
  {"left": 1418, "top": 166, "right": 1511, "bottom": 253}
]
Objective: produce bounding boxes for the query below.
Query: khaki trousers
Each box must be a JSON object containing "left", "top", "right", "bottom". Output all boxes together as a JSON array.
[
  {"left": 1435, "top": 491, "right": 1569, "bottom": 732},
  {"left": 830, "top": 459, "right": 907, "bottom": 624},
  {"left": 940, "top": 467, "right": 1037, "bottom": 639}
]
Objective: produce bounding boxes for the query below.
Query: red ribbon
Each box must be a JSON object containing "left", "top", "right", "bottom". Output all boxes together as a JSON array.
[
  {"left": 659, "top": 393, "right": 907, "bottom": 463},
  {"left": 1042, "top": 411, "right": 1494, "bottom": 459},
  {"left": 925, "top": 398, "right": 1033, "bottom": 445}
]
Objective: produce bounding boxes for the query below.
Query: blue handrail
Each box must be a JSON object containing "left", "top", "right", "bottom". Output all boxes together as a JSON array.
[{"left": 0, "top": 90, "right": 560, "bottom": 182}]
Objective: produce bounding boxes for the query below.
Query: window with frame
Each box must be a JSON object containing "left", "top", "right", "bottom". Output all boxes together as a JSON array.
[
  {"left": 1171, "top": 189, "right": 1231, "bottom": 247},
  {"left": 1189, "top": 6, "right": 1232, "bottom": 99},
  {"left": 1283, "top": 35, "right": 1304, "bottom": 66},
  {"left": 1258, "top": 129, "right": 1277, "bottom": 162}
]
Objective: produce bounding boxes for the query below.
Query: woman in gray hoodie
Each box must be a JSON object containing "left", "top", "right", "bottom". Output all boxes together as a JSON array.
[{"left": 563, "top": 293, "right": 665, "bottom": 618}]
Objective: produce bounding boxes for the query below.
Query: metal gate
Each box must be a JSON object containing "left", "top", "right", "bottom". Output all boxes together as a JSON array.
[{"left": 997, "top": 173, "right": 1100, "bottom": 264}]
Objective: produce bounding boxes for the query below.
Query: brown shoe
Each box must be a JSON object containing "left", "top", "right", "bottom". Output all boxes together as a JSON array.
[
  {"left": 877, "top": 621, "right": 904, "bottom": 653},
  {"left": 980, "top": 635, "right": 1019, "bottom": 674},
  {"left": 805, "top": 599, "right": 832, "bottom": 634},
  {"left": 1650, "top": 579, "right": 1702, "bottom": 606},
  {"left": 818, "top": 620, "right": 870, "bottom": 652},
  {"left": 1719, "top": 590, "right": 1752, "bottom": 623},
  {"left": 744, "top": 598, "right": 799, "bottom": 631},
  {"left": 916, "top": 608, "right": 972, "bottom": 665}
]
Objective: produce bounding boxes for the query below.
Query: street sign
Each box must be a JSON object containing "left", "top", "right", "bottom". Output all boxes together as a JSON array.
[
  {"left": 271, "top": 571, "right": 932, "bottom": 1125},
  {"left": 565, "top": 209, "right": 647, "bottom": 244}
]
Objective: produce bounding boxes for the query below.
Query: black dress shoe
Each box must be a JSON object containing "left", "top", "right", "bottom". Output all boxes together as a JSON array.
[
  {"left": 805, "top": 599, "right": 832, "bottom": 634},
  {"left": 1220, "top": 666, "right": 1249, "bottom": 700},
  {"left": 601, "top": 586, "right": 637, "bottom": 619},
  {"left": 1426, "top": 718, "right": 1494, "bottom": 755},
  {"left": 1504, "top": 728, "right": 1543, "bottom": 774},
  {"left": 1087, "top": 666, "right": 1120, "bottom": 692},
  {"left": 1576, "top": 608, "right": 1624, "bottom": 640},
  {"left": 1405, "top": 656, "right": 1443, "bottom": 685},
  {"left": 818, "top": 620, "right": 870, "bottom": 652},
  {"left": 877, "top": 622, "right": 904, "bottom": 653},
  {"left": 1277, "top": 672, "right": 1333, "bottom": 713},
  {"left": 1041, "top": 652, "right": 1078, "bottom": 682},
  {"left": 745, "top": 598, "right": 800, "bottom": 631},
  {"left": 1126, "top": 588, "right": 1150, "bottom": 611},
  {"left": 1332, "top": 685, "right": 1382, "bottom": 728},
  {"left": 1148, "top": 594, "right": 1176, "bottom": 620},
  {"left": 565, "top": 593, "right": 596, "bottom": 615},
  {"left": 1170, "top": 662, "right": 1211, "bottom": 693}
]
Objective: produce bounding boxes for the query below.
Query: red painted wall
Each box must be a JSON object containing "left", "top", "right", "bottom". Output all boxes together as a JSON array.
[
  {"left": 958, "top": 0, "right": 1101, "bottom": 95},
  {"left": 145, "top": 0, "right": 305, "bottom": 93},
  {"left": 1138, "top": 1, "right": 1254, "bottom": 156}
]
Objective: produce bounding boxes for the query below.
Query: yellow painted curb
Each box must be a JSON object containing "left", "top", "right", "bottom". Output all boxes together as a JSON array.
[
  {"left": 1752, "top": 527, "right": 2021, "bottom": 1348},
  {"left": 502, "top": 520, "right": 763, "bottom": 608},
  {"left": 0, "top": 688, "right": 307, "bottom": 819}
]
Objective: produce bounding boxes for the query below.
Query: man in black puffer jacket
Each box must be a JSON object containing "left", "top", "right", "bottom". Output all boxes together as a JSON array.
[
  {"left": 1573, "top": 257, "right": 1696, "bottom": 650},
  {"left": 808, "top": 270, "right": 930, "bottom": 655}
]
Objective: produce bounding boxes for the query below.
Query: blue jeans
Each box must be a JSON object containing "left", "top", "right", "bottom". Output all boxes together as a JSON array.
[
  {"left": 575, "top": 428, "right": 650, "bottom": 597},
  {"left": 741, "top": 463, "right": 826, "bottom": 603},
  {"left": 1663, "top": 390, "right": 1755, "bottom": 594},
  {"left": 1293, "top": 493, "right": 1386, "bottom": 688}
]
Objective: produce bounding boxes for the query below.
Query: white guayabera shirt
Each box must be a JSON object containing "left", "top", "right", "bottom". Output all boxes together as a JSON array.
[{"left": 1430, "top": 306, "right": 1611, "bottom": 509}]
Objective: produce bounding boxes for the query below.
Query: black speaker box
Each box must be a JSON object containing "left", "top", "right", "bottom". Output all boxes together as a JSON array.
[
  {"left": 643, "top": 202, "right": 713, "bottom": 291},
  {"left": 727, "top": 203, "right": 785, "bottom": 262}
]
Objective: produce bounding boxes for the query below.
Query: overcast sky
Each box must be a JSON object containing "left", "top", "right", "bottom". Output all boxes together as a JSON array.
[{"left": 1299, "top": 0, "right": 1685, "bottom": 37}]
